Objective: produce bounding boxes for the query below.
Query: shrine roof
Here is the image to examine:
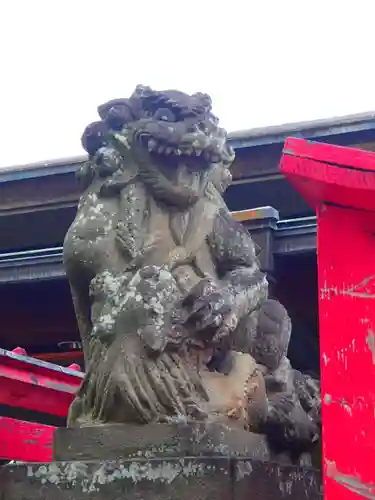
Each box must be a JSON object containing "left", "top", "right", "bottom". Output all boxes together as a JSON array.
[
  {"left": 1, "top": 110, "right": 375, "bottom": 183},
  {"left": 229, "top": 110, "right": 375, "bottom": 149}
]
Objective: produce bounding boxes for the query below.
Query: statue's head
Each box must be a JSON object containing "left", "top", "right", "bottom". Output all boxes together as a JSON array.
[{"left": 80, "top": 85, "right": 235, "bottom": 191}]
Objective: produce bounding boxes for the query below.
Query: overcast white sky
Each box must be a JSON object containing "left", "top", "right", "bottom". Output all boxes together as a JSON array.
[{"left": 1, "top": 0, "right": 374, "bottom": 168}]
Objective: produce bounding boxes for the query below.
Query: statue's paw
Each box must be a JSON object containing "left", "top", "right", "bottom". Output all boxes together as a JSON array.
[
  {"left": 183, "top": 285, "right": 236, "bottom": 342},
  {"left": 182, "top": 277, "right": 217, "bottom": 308}
]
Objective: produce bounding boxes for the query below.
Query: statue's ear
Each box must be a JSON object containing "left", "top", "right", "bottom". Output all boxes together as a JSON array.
[
  {"left": 192, "top": 92, "right": 212, "bottom": 102},
  {"left": 192, "top": 92, "right": 212, "bottom": 111},
  {"left": 97, "top": 99, "right": 130, "bottom": 120},
  {"left": 131, "top": 85, "right": 153, "bottom": 100}
]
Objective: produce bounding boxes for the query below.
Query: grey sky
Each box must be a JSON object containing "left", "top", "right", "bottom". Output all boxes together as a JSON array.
[{"left": 1, "top": 0, "right": 374, "bottom": 168}]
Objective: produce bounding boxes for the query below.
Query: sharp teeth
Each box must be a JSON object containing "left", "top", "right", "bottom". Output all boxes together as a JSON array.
[{"left": 148, "top": 139, "right": 157, "bottom": 151}]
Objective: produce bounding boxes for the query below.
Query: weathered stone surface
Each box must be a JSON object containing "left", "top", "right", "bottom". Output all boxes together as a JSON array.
[
  {"left": 0, "top": 458, "right": 322, "bottom": 500},
  {"left": 0, "top": 457, "right": 232, "bottom": 500},
  {"left": 62, "top": 84, "right": 321, "bottom": 462},
  {"left": 53, "top": 422, "right": 270, "bottom": 462},
  {"left": 233, "top": 459, "right": 323, "bottom": 499}
]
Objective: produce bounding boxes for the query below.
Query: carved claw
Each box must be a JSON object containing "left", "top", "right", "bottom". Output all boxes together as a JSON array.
[
  {"left": 181, "top": 277, "right": 216, "bottom": 308},
  {"left": 183, "top": 288, "right": 235, "bottom": 339}
]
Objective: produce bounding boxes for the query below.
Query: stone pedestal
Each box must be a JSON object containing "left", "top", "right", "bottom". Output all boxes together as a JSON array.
[{"left": 0, "top": 423, "right": 322, "bottom": 499}]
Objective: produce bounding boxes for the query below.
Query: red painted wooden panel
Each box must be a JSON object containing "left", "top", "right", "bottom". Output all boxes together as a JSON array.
[
  {"left": 281, "top": 138, "right": 375, "bottom": 500},
  {"left": 282, "top": 139, "right": 375, "bottom": 213},
  {"left": 0, "top": 348, "right": 81, "bottom": 416},
  {"left": 0, "top": 416, "right": 54, "bottom": 462},
  {"left": 318, "top": 205, "right": 375, "bottom": 499},
  {"left": 0, "top": 349, "right": 82, "bottom": 463},
  {"left": 284, "top": 137, "right": 375, "bottom": 171}
]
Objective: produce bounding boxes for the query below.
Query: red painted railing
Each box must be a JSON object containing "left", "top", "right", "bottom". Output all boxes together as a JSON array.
[
  {"left": 0, "top": 417, "right": 55, "bottom": 463},
  {"left": 0, "top": 347, "right": 82, "bottom": 462}
]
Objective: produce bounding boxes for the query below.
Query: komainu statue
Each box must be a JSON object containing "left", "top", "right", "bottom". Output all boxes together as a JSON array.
[{"left": 63, "top": 85, "right": 321, "bottom": 463}]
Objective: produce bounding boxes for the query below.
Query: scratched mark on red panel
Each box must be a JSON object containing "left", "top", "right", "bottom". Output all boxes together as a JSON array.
[
  {"left": 322, "top": 337, "right": 358, "bottom": 370},
  {"left": 321, "top": 274, "right": 375, "bottom": 366},
  {"left": 320, "top": 274, "right": 375, "bottom": 300},
  {"left": 366, "top": 329, "right": 375, "bottom": 365},
  {"left": 323, "top": 394, "right": 353, "bottom": 416},
  {"left": 321, "top": 326, "right": 375, "bottom": 372},
  {"left": 323, "top": 393, "right": 371, "bottom": 419},
  {"left": 326, "top": 460, "right": 375, "bottom": 499},
  {"left": 343, "top": 275, "right": 375, "bottom": 299}
]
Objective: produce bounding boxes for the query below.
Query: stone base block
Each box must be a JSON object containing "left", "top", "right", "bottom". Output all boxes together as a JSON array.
[
  {"left": 0, "top": 458, "right": 322, "bottom": 500},
  {"left": 0, "top": 423, "right": 323, "bottom": 499},
  {"left": 53, "top": 422, "right": 271, "bottom": 462}
]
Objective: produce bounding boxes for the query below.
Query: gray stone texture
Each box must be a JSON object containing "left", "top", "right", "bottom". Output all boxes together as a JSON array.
[
  {"left": 0, "top": 457, "right": 322, "bottom": 500},
  {"left": 53, "top": 422, "right": 271, "bottom": 462}
]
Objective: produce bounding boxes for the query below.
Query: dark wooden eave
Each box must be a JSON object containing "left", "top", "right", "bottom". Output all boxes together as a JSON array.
[
  {"left": 2, "top": 109, "right": 375, "bottom": 181},
  {"left": 229, "top": 110, "right": 375, "bottom": 148},
  {"left": 0, "top": 211, "right": 317, "bottom": 285},
  {"left": 0, "top": 110, "right": 374, "bottom": 255}
]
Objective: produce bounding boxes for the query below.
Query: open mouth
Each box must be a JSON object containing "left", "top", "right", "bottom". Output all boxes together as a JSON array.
[
  {"left": 139, "top": 132, "right": 221, "bottom": 162},
  {"left": 133, "top": 118, "right": 234, "bottom": 164}
]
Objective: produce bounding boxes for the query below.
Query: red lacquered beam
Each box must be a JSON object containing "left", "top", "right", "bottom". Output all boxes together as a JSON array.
[
  {"left": 280, "top": 138, "right": 375, "bottom": 500},
  {"left": 0, "top": 416, "right": 55, "bottom": 462},
  {"left": 281, "top": 137, "right": 375, "bottom": 212},
  {"left": 0, "top": 348, "right": 83, "bottom": 417}
]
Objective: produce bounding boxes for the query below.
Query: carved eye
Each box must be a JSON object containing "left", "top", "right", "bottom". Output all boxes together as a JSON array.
[{"left": 153, "top": 108, "right": 176, "bottom": 122}]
